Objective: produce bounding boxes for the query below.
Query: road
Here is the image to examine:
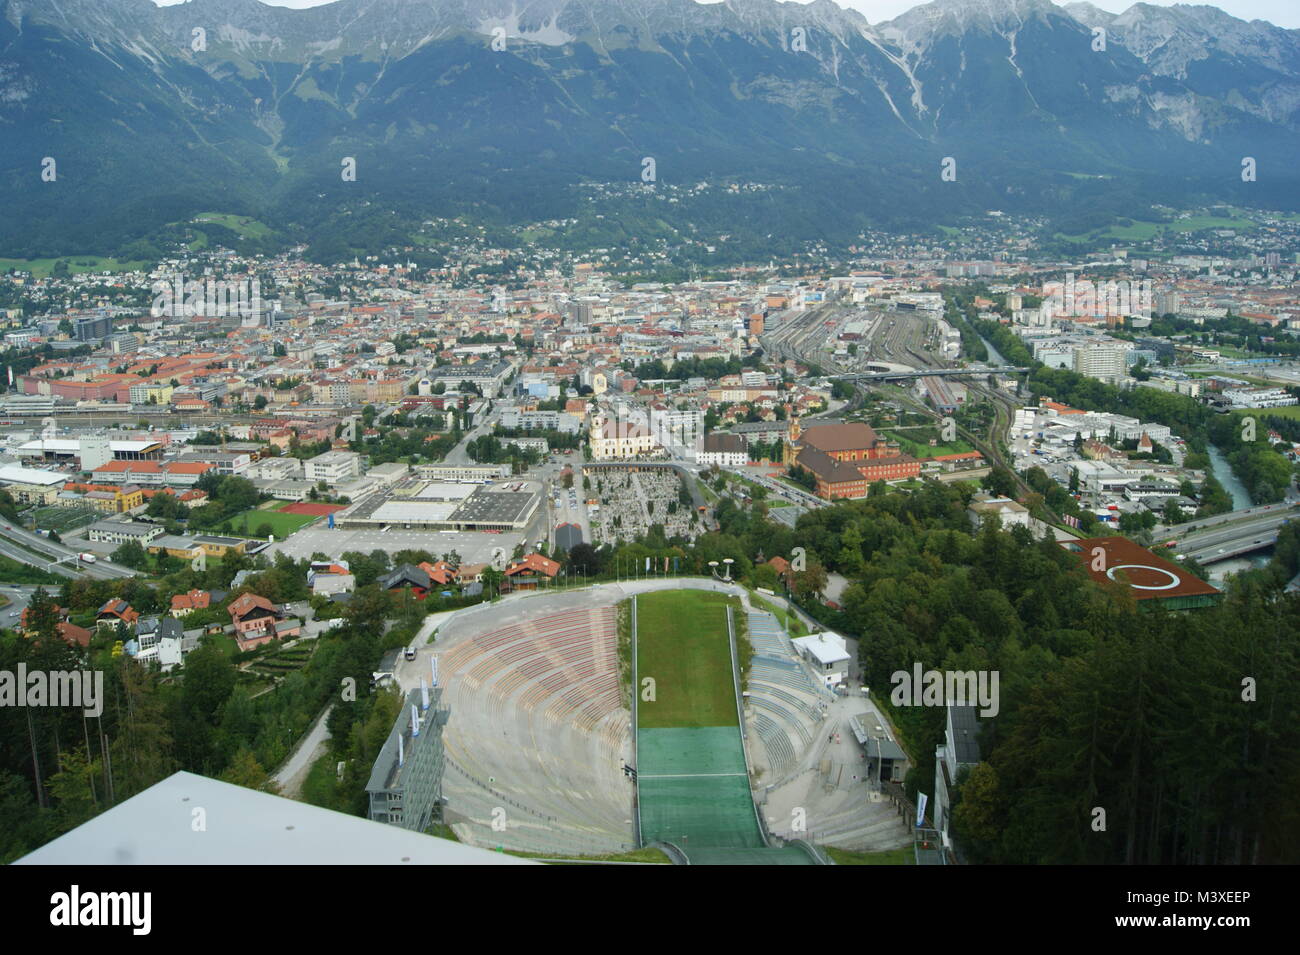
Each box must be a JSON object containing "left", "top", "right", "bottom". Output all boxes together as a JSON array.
[
  {"left": 0, "top": 523, "right": 136, "bottom": 580},
  {"left": 1171, "top": 507, "right": 1297, "bottom": 563},
  {"left": 271, "top": 705, "right": 334, "bottom": 798},
  {"left": 1153, "top": 502, "right": 1297, "bottom": 537},
  {"left": 0, "top": 584, "right": 42, "bottom": 625},
  {"left": 440, "top": 396, "right": 511, "bottom": 466},
  {"left": 723, "top": 465, "right": 827, "bottom": 510}
]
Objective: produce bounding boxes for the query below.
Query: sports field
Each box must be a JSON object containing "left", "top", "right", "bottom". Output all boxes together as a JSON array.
[
  {"left": 278, "top": 501, "right": 347, "bottom": 517},
  {"left": 636, "top": 590, "right": 736, "bottom": 728},
  {"left": 634, "top": 590, "right": 806, "bottom": 859},
  {"left": 221, "top": 506, "right": 320, "bottom": 537}
]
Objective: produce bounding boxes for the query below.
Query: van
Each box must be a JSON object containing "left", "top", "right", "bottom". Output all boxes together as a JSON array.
[{"left": 404, "top": 647, "right": 416, "bottom": 661}]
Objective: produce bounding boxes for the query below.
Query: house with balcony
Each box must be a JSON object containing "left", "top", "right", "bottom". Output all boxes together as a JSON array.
[
  {"left": 96, "top": 598, "right": 139, "bottom": 633},
  {"left": 227, "top": 593, "right": 284, "bottom": 651},
  {"left": 503, "top": 553, "right": 561, "bottom": 591}
]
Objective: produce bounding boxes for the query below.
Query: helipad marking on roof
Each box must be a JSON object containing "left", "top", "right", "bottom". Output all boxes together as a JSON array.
[{"left": 1105, "top": 564, "right": 1181, "bottom": 591}]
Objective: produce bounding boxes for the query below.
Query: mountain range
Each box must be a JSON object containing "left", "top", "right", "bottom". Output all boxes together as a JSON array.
[{"left": 2, "top": 0, "right": 1298, "bottom": 259}]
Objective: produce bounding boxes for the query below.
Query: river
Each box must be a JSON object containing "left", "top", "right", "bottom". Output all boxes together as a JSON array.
[
  {"left": 1205, "top": 443, "right": 1272, "bottom": 581},
  {"left": 1206, "top": 443, "right": 1252, "bottom": 510}
]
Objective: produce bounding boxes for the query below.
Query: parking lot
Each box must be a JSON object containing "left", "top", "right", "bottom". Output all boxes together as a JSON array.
[{"left": 549, "top": 480, "right": 592, "bottom": 547}]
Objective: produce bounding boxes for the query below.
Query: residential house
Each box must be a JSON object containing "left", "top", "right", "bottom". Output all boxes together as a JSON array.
[
  {"left": 171, "top": 588, "right": 212, "bottom": 617},
  {"left": 503, "top": 553, "right": 561, "bottom": 591},
  {"left": 227, "top": 593, "right": 283, "bottom": 650},
  {"left": 19, "top": 604, "right": 91, "bottom": 648},
  {"left": 379, "top": 564, "right": 433, "bottom": 599},
  {"left": 96, "top": 598, "right": 139, "bottom": 632},
  {"left": 308, "top": 561, "right": 355, "bottom": 596}
]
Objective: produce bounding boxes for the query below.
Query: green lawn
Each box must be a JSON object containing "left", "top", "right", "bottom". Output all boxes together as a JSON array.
[
  {"left": 206, "top": 633, "right": 240, "bottom": 657},
  {"left": 1169, "top": 215, "right": 1257, "bottom": 233},
  {"left": 1055, "top": 214, "right": 1257, "bottom": 244},
  {"left": 0, "top": 256, "right": 149, "bottom": 278},
  {"left": 636, "top": 590, "right": 738, "bottom": 728},
  {"left": 506, "top": 847, "right": 671, "bottom": 864},
  {"left": 191, "top": 212, "right": 274, "bottom": 240},
  {"left": 0, "top": 555, "right": 64, "bottom": 586},
  {"left": 878, "top": 428, "right": 975, "bottom": 459},
  {"left": 220, "top": 508, "right": 319, "bottom": 538},
  {"left": 826, "top": 846, "right": 914, "bottom": 865}
]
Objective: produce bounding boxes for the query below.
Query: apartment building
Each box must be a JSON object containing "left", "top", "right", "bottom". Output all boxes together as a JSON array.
[
  {"left": 304, "top": 449, "right": 362, "bottom": 485},
  {"left": 1072, "top": 344, "right": 1129, "bottom": 384}
]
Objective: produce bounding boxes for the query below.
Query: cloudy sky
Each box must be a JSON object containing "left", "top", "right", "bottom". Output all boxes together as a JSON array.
[{"left": 151, "top": 0, "right": 1300, "bottom": 30}]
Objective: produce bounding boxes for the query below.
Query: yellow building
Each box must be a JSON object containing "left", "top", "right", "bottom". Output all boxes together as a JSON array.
[
  {"left": 589, "top": 414, "right": 661, "bottom": 460},
  {"left": 70, "top": 483, "right": 144, "bottom": 513},
  {"left": 129, "top": 381, "right": 175, "bottom": 405},
  {"left": 5, "top": 482, "right": 61, "bottom": 506}
]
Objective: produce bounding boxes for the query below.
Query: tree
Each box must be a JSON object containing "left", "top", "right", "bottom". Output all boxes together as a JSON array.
[
  {"left": 1161, "top": 499, "right": 1186, "bottom": 526},
  {"left": 787, "top": 465, "right": 817, "bottom": 492},
  {"left": 981, "top": 466, "right": 1018, "bottom": 499},
  {"left": 44, "top": 747, "right": 101, "bottom": 836},
  {"left": 218, "top": 749, "right": 279, "bottom": 794},
  {"left": 24, "top": 587, "right": 61, "bottom": 643},
  {"left": 565, "top": 543, "right": 601, "bottom": 575},
  {"left": 111, "top": 539, "right": 151, "bottom": 571},
  {"left": 481, "top": 566, "right": 505, "bottom": 598},
  {"left": 951, "top": 763, "right": 1002, "bottom": 863},
  {"left": 792, "top": 562, "right": 828, "bottom": 602}
]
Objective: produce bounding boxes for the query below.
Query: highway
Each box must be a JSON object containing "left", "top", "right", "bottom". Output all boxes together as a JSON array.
[
  {"left": 0, "top": 530, "right": 85, "bottom": 580},
  {"left": 1166, "top": 506, "right": 1297, "bottom": 564},
  {"left": 1153, "top": 502, "right": 1297, "bottom": 538},
  {"left": 0, "top": 523, "right": 137, "bottom": 580}
]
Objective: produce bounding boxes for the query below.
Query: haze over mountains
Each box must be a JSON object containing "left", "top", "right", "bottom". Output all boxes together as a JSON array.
[{"left": 2, "top": 0, "right": 1298, "bottom": 258}]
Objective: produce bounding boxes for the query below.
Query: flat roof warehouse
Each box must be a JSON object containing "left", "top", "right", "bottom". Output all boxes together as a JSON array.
[{"left": 337, "top": 483, "right": 540, "bottom": 532}]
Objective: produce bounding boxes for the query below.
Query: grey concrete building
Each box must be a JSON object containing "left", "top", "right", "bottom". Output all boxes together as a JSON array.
[{"left": 366, "top": 687, "right": 450, "bottom": 833}]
